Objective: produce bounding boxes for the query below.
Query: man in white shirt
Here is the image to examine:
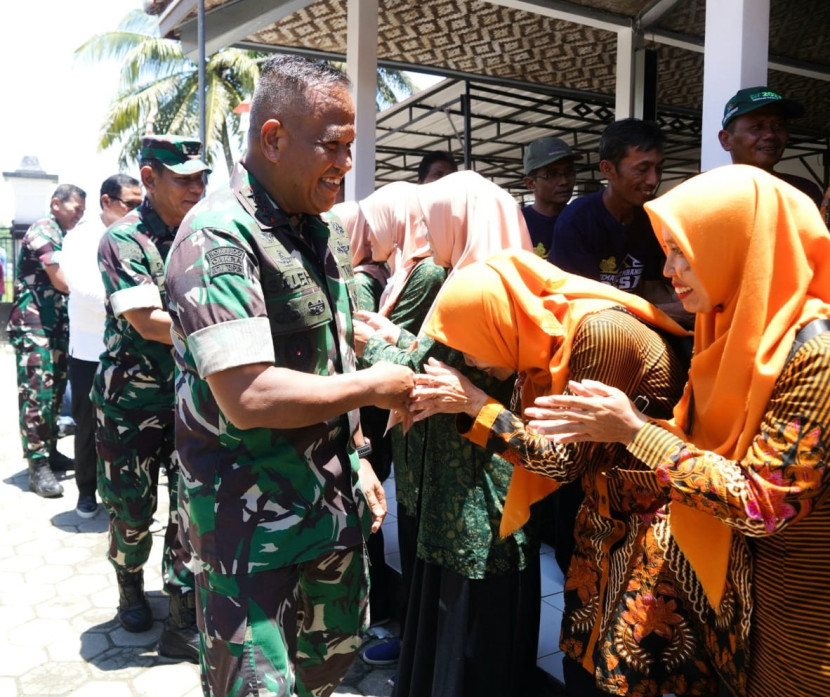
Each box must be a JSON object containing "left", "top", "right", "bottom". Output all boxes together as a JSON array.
[{"left": 61, "top": 173, "right": 141, "bottom": 518}]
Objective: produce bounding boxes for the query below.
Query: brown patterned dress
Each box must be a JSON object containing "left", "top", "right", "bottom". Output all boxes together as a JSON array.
[{"left": 457, "top": 309, "right": 751, "bottom": 696}]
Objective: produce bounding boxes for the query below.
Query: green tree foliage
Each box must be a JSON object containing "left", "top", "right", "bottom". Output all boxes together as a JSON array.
[
  {"left": 76, "top": 10, "right": 260, "bottom": 175},
  {"left": 76, "top": 10, "right": 417, "bottom": 175}
]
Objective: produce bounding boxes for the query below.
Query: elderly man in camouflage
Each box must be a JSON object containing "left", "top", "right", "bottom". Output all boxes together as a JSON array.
[
  {"left": 93, "top": 135, "right": 209, "bottom": 662},
  {"left": 7, "top": 183, "right": 86, "bottom": 498},
  {"left": 165, "top": 55, "right": 415, "bottom": 697}
]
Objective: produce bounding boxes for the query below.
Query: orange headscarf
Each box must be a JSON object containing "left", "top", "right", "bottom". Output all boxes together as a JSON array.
[
  {"left": 644, "top": 164, "right": 830, "bottom": 608},
  {"left": 423, "top": 248, "right": 689, "bottom": 536},
  {"left": 330, "top": 200, "right": 389, "bottom": 287},
  {"left": 357, "top": 181, "right": 429, "bottom": 315}
]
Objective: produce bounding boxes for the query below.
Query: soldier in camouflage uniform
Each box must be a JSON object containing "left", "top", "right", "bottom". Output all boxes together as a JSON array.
[
  {"left": 165, "top": 56, "right": 415, "bottom": 697},
  {"left": 93, "top": 135, "right": 209, "bottom": 661},
  {"left": 8, "top": 184, "right": 86, "bottom": 497}
]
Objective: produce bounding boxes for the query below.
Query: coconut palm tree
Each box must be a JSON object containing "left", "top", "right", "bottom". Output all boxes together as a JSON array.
[
  {"left": 76, "top": 10, "right": 261, "bottom": 175},
  {"left": 77, "top": 10, "right": 418, "bottom": 174}
]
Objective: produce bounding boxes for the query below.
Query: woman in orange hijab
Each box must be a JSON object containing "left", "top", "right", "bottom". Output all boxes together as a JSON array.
[
  {"left": 414, "top": 249, "right": 740, "bottom": 696},
  {"left": 529, "top": 165, "right": 830, "bottom": 697}
]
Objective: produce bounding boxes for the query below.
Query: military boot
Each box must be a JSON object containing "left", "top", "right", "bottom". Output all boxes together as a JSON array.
[
  {"left": 28, "top": 459, "right": 64, "bottom": 498},
  {"left": 157, "top": 590, "right": 200, "bottom": 663},
  {"left": 116, "top": 567, "right": 153, "bottom": 632}
]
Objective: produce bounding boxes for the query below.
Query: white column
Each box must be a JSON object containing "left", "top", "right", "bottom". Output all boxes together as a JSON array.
[
  {"left": 615, "top": 28, "right": 636, "bottom": 119},
  {"left": 344, "top": 0, "right": 378, "bottom": 201},
  {"left": 615, "top": 28, "right": 649, "bottom": 120},
  {"left": 700, "top": 0, "right": 770, "bottom": 170}
]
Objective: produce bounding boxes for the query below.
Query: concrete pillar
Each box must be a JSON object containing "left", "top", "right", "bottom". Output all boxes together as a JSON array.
[
  {"left": 701, "top": 0, "right": 770, "bottom": 170},
  {"left": 615, "top": 28, "right": 638, "bottom": 118},
  {"left": 344, "top": 0, "right": 378, "bottom": 201},
  {"left": 615, "top": 28, "right": 657, "bottom": 121}
]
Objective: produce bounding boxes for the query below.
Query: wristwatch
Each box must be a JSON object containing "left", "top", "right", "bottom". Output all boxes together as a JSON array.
[{"left": 356, "top": 438, "right": 372, "bottom": 458}]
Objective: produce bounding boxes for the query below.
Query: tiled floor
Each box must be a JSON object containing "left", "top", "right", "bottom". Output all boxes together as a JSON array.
[{"left": 380, "top": 469, "right": 567, "bottom": 686}]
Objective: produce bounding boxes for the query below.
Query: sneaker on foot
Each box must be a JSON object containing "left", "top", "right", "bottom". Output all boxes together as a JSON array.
[
  {"left": 362, "top": 637, "right": 400, "bottom": 666},
  {"left": 76, "top": 494, "right": 99, "bottom": 519}
]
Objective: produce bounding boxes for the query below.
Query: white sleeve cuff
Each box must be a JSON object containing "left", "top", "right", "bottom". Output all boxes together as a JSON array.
[
  {"left": 189, "top": 317, "right": 275, "bottom": 378},
  {"left": 110, "top": 284, "right": 163, "bottom": 317}
]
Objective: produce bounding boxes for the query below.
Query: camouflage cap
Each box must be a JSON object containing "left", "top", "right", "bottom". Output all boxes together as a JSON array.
[{"left": 140, "top": 135, "right": 212, "bottom": 175}]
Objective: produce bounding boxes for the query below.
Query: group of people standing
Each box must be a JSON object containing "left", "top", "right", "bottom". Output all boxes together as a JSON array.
[
  {"left": 5, "top": 51, "right": 829, "bottom": 697},
  {"left": 8, "top": 138, "right": 211, "bottom": 663}
]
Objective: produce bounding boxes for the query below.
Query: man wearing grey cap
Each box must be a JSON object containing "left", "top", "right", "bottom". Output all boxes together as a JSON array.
[
  {"left": 521, "top": 136, "right": 578, "bottom": 258},
  {"left": 719, "top": 86, "right": 822, "bottom": 206},
  {"left": 93, "top": 134, "right": 209, "bottom": 662}
]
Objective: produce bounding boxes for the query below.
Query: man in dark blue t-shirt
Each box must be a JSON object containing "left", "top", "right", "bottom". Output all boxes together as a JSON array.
[
  {"left": 546, "top": 119, "right": 690, "bottom": 591},
  {"left": 549, "top": 118, "right": 688, "bottom": 325},
  {"left": 521, "top": 136, "right": 579, "bottom": 258}
]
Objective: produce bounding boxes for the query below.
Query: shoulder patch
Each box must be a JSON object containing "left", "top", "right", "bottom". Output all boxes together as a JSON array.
[
  {"left": 117, "top": 239, "right": 144, "bottom": 261},
  {"left": 206, "top": 247, "right": 246, "bottom": 277}
]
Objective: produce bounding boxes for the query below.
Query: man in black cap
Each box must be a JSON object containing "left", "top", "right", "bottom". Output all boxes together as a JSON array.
[
  {"left": 94, "top": 134, "right": 209, "bottom": 662},
  {"left": 719, "top": 86, "right": 823, "bottom": 205},
  {"left": 521, "top": 135, "right": 578, "bottom": 258}
]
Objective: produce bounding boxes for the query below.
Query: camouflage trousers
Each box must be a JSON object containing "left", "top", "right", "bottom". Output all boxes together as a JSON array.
[
  {"left": 196, "top": 546, "right": 369, "bottom": 697},
  {"left": 95, "top": 400, "right": 194, "bottom": 594},
  {"left": 11, "top": 327, "right": 68, "bottom": 462}
]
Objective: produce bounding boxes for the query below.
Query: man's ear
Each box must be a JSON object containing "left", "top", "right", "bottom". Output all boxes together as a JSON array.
[
  {"left": 260, "top": 119, "right": 283, "bottom": 164},
  {"left": 598, "top": 159, "right": 615, "bottom": 180},
  {"left": 140, "top": 165, "right": 156, "bottom": 192},
  {"left": 49, "top": 197, "right": 60, "bottom": 214},
  {"left": 717, "top": 129, "right": 732, "bottom": 152},
  {"left": 523, "top": 175, "right": 537, "bottom": 192}
]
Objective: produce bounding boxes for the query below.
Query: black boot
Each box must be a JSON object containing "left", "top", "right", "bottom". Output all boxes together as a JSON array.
[
  {"left": 49, "top": 444, "right": 74, "bottom": 472},
  {"left": 28, "top": 460, "right": 64, "bottom": 498},
  {"left": 116, "top": 567, "right": 153, "bottom": 632},
  {"left": 157, "top": 590, "right": 200, "bottom": 663}
]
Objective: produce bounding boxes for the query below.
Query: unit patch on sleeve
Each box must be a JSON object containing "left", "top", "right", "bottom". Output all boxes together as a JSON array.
[{"left": 206, "top": 247, "right": 246, "bottom": 277}]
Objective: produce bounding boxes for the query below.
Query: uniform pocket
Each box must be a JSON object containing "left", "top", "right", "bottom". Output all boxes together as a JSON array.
[{"left": 267, "top": 288, "right": 333, "bottom": 372}]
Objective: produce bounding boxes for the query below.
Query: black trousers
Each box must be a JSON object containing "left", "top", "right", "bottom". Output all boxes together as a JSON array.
[{"left": 69, "top": 357, "right": 98, "bottom": 498}]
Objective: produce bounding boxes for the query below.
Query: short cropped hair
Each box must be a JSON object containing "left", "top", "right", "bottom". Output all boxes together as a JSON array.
[
  {"left": 248, "top": 55, "right": 352, "bottom": 140},
  {"left": 52, "top": 183, "right": 86, "bottom": 203},
  {"left": 100, "top": 173, "right": 140, "bottom": 202},
  {"left": 599, "top": 119, "right": 664, "bottom": 169}
]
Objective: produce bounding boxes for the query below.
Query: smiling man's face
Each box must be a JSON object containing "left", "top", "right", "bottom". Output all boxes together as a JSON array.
[{"left": 719, "top": 104, "right": 789, "bottom": 172}]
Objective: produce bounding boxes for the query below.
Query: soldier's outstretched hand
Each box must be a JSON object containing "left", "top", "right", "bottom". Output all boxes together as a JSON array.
[{"left": 363, "top": 362, "right": 415, "bottom": 412}]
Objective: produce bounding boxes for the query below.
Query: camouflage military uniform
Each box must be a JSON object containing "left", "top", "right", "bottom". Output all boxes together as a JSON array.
[
  {"left": 93, "top": 199, "right": 193, "bottom": 593},
  {"left": 166, "top": 163, "right": 371, "bottom": 697},
  {"left": 7, "top": 214, "right": 69, "bottom": 463}
]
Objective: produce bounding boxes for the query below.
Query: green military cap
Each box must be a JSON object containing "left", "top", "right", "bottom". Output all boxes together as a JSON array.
[{"left": 140, "top": 134, "right": 212, "bottom": 175}]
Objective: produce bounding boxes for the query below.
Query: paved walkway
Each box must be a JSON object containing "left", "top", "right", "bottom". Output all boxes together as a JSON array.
[{"left": 0, "top": 342, "right": 394, "bottom": 697}]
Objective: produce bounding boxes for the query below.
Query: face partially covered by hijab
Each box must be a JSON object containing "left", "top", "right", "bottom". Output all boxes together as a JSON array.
[
  {"left": 424, "top": 248, "right": 686, "bottom": 403},
  {"left": 356, "top": 180, "right": 429, "bottom": 315},
  {"left": 330, "top": 200, "right": 389, "bottom": 287},
  {"left": 643, "top": 164, "right": 830, "bottom": 457},
  {"left": 358, "top": 181, "right": 426, "bottom": 266},
  {"left": 645, "top": 165, "right": 830, "bottom": 340},
  {"left": 415, "top": 170, "right": 533, "bottom": 271}
]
